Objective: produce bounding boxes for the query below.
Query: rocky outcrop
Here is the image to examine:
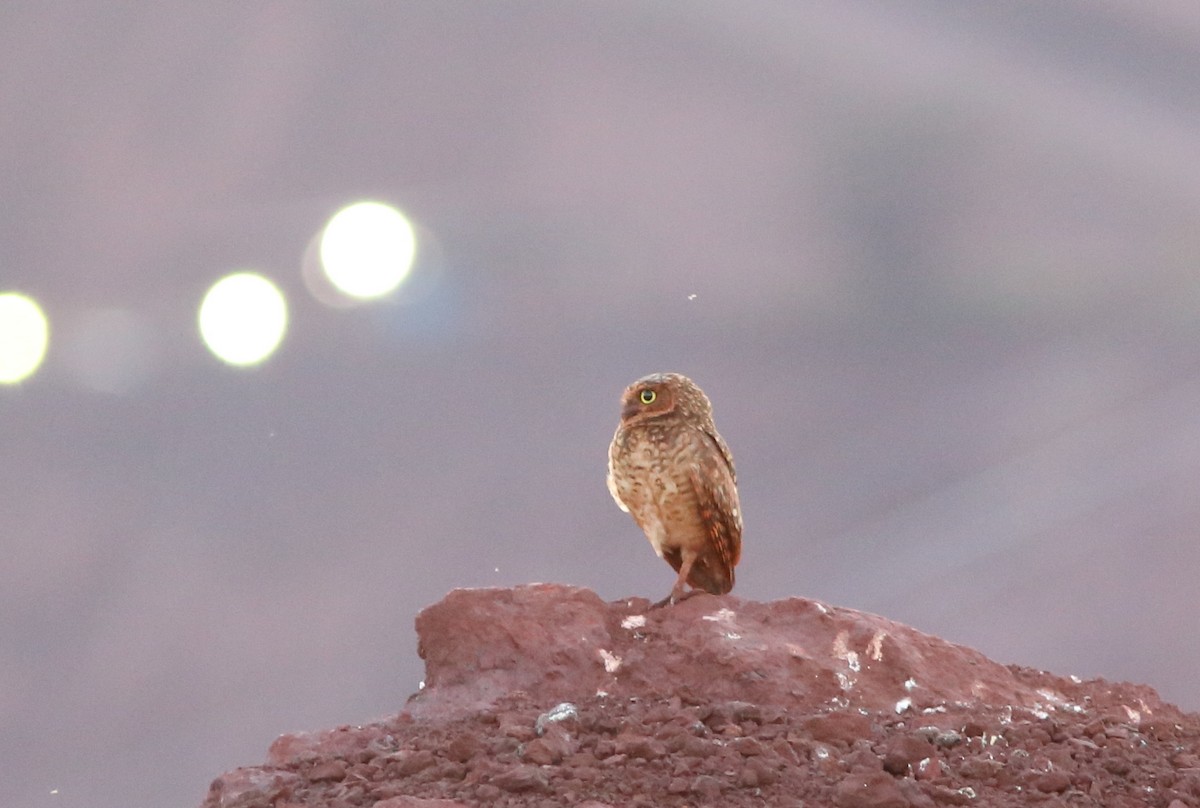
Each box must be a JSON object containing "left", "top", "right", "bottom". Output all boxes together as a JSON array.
[
  {"left": 202, "top": 585, "right": 1200, "bottom": 808},
  {"left": 409, "top": 584, "right": 1143, "bottom": 719}
]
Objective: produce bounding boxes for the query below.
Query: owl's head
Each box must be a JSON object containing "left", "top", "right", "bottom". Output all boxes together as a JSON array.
[{"left": 619, "top": 372, "right": 713, "bottom": 425}]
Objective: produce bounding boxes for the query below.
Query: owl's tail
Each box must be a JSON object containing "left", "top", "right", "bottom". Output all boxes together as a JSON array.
[{"left": 687, "top": 553, "right": 735, "bottom": 595}]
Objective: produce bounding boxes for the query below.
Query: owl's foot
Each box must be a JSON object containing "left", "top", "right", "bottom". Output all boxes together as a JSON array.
[{"left": 652, "top": 587, "right": 699, "bottom": 609}]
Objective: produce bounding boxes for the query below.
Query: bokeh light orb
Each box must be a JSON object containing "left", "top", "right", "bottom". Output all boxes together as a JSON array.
[
  {"left": 198, "top": 272, "right": 288, "bottom": 367},
  {"left": 319, "top": 201, "right": 416, "bottom": 300},
  {"left": 0, "top": 292, "right": 49, "bottom": 384}
]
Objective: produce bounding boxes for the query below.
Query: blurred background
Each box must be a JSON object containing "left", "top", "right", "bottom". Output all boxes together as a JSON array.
[{"left": 3, "top": 2, "right": 1199, "bottom": 806}]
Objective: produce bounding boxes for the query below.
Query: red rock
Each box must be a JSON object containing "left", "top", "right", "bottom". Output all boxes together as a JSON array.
[
  {"left": 1033, "top": 770, "right": 1072, "bottom": 793},
  {"left": 1068, "top": 736, "right": 1099, "bottom": 753},
  {"left": 845, "top": 744, "right": 885, "bottom": 772},
  {"left": 434, "top": 761, "right": 465, "bottom": 781},
  {"left": 471, "top": 784, "right": 500, "bottom": 801},
  {"left": 305, "top": 761, "right": 345, "bottom": 783},
  {"left": 443, "top": 733, "right": 479, "bottom": 763},
  {"left": 393, "top": 749, "right": 436, "bottom": 777},
  {"left": 738, "top": 764, "right": 761, "bottom": 788},
  {"left": 923, "top": 783, "right": 974, "bottom": 805},
  {"left": 961, "top": 720, "right": 988, "bottom": 737},
  {"left": 613, "top": 735, "right": 667, "bottom": 760},
  {"left": 957, "top": 756, "right": 1003, "bottom": 780},
  {"left": 742, "top": 756, "right": 779, "bottom": 786},
  {"left": 1042, "top": 745, "right": 1075, "bottom": 770},
  {"left": 1143, "top": 717, "right": 1181, "bottom": 741},
  {"left": 689, "top": 774, "right": 724, "bottom": 800},
  {"left": 198, "top": 585, "right": 1200, "bottom": 808},
  {"left": 914, "top": 756, "right": 941, "bottom": 782},
  {"left": 834, "top": 771, "right": 912, "bottom": 808},
  {"left": 667, "top": 776, "right": 689, "bottom": 794},
  {"left": 896, "top": 779, "right": 937, "bottom": 808},
  {"left": 410, "top": 585, "right": 1105, "bottom": 719},
  {"left": 730, "top": 736, "right": 765, "bottom": 756},
  {"left": 931, "top": 729, "right": 964, "bottom": 748},
  {"left": 520, "top": 741, "right": 557, "bottom": 766},
  {"left": 205, "top": 768, "right": 299, "bottom": 808},
  {"left": 498, "top": 714, "right": 535, "bottom": 741},
  {"left": 267, "top": 725, "right": 382, "bottom": 767},
  {"left": 883, "top": 734, "right": 936, "bottom": 775},
  {"left": 593, "top": 738, "right": 616, "bottom": 759},
  {"left": 806, "top": 712, "right": 873, "bottom": 746},
  {"left": 679, "top": 734, "right": 717, "bottom": 758},
  {"left": 485, "top": 735, "right": 517, "bottom": 756},
  {"left": 491, "top": 764, "right": 548, "bottom": 793}
]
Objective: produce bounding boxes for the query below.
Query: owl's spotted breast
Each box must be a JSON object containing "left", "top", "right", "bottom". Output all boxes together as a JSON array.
[
  {"left": 607, "top": 373, "right": 742, "bottom": 605},
  {"left": 608, "top": 424, "right": 701, "bottom": 556}
]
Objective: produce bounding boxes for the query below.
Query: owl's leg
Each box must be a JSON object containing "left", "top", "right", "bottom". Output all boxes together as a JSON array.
[{"left": 654, "top": 553, "right": 698, "bottom": 608}]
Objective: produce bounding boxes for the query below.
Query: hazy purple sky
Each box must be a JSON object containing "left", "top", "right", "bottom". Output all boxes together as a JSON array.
[{"left": 3, "top": 3, "right": 1200, "bottom": 807}]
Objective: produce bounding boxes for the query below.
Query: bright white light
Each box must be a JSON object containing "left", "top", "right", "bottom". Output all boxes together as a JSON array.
[
  {"left": 0, "top": 292, "right": 49, "bottom": 384},
  {"left": 198, "top": 272, "right": 288, "bottom": 367},
  {"left": 319, "top": 201, "right": 416, "bottom": 300}
]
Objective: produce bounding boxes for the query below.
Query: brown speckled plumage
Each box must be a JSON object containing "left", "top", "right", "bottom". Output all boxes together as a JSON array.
[{"left": 607, "top": 372, "right": 743, "bottom": 605}]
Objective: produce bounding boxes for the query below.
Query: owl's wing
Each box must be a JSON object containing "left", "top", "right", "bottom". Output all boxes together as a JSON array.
[
  {"left": 606, "top": 430, "right": 630, "bottom": 512},
  {"left": 607, "top": 469, "right": 630, "bottom": 512},
  {"left": 689, "top": 428, "right": 743, "bottom": 572},
  {"left": 706, "top": 427, "right": 737, "bottom": 484}
]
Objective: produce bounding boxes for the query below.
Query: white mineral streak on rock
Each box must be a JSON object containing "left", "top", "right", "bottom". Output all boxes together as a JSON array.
[
  {"left": 867, "top": 630, "right": 886, "bottom": 661},
  {"left": 598, "top": 649, "right": 622, "bottom": 673}
]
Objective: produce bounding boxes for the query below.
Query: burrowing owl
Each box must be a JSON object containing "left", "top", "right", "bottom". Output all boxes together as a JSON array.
[{"left": 607, "top": 372, "right": 742, "bottom": 605}]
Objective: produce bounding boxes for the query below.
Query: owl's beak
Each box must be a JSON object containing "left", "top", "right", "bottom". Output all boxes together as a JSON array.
[{"left": 620, "top": 398, "right": 641, "bottom": 421}]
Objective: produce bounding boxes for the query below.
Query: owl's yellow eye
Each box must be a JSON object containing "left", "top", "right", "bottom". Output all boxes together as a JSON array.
[{"left": 639, "top": 389, "right": 656, "bottom": 405}]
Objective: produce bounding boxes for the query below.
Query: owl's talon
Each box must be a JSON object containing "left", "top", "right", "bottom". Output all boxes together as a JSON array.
[{"left": 651, "top": 588, "right": 697, "bottom": 608}]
